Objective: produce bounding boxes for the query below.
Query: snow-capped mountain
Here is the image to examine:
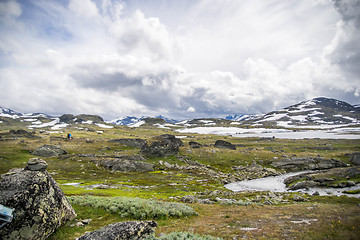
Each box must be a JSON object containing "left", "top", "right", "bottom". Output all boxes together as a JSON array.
[
  {"left": 1, "top": 97, "right": 359, "bottom": 130},
  {"left": 225, "top": 114, "right": 260, "bottom": 121},
  {"left": 251, "top": 97, "right": 360, "bottom": 127},
  {"left": 0, "top": 106, "right": 23, "bottom": 119},
  {"left": 107, "top": 115, "right": 178, "bottom": 126},
  {"left": 107, "top": 116, "right": 144, "bottom": 125}
]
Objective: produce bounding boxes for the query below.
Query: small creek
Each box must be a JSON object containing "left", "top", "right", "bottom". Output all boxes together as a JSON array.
[{"left": 224, "top": 171, "right": 360, "bottom": 198}]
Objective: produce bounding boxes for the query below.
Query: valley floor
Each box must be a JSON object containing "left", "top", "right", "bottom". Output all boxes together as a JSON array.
[{"left": 1, "top": 124, "right": 359, "bottom": 239}]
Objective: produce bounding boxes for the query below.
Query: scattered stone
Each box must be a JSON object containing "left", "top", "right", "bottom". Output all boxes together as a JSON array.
[
  {"left": 181, "top": 195, "right": 198, "bottom": 204},
  {"left": 0, "top": 161, "right": 76, "bottom": 239},
  {"left": 312, "top": 191, "right": 320, "bottom": 196},
  {"left": 271, "top": 157, "right": 347, "bottom": 172},
  {"left": 81, "top": 219, "right": 92, "bottom": 225},
  {"left": 290, "top": 219, "right": 317, "bottom": 224},
  {"left": 97, "top": 155, "right": 154, "bottom": 172},
  {"left": 24, "top": 158, "right": 48, "bottom": 171},
  {"left": 77, "top": 221, "right": 157, "bottom": 240},
  {"left": 189, "top": 141, "right": 202, "bottom": 148},
  {"left": 214, "top": 140, "right": 236, "bottom": 150},
  {"left": 141, "top": 134, "right": 183, "bottom": 157},
  {"left": 292, "top": 194, "right": 306, "bottom": 202},
  {"left": 32, "top": 145, "right": 68, "bottom": 157}
]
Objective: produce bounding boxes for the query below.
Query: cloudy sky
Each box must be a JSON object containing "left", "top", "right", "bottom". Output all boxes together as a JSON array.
[{"left": 0, "top": 0, "right": 359, "bottom": 120}]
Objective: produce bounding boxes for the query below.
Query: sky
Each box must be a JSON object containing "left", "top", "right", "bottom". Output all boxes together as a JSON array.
[{"left": 0, "top": 0, "right": 359, "bottom": 120}]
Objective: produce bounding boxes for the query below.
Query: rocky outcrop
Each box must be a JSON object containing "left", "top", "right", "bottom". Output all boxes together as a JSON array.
[
  {"left": 159, "top": 160, "right": 239, "bottom": 184},
  {"left": 0, "top": 159, "right": 76, "bottom": 240},
  {"left": 284, "top": 167, "right": 360, "bottom": 190},
  {"left": 96, "top": 155, "right": 154, "bottom": 172},
  {"left": 32, "top": 145, "right": 67, "bottom": 157},
  {"left": 108, "top": 138, "right": 146, "bottom": 148},
  {"left": 271, "top": 157, "right": 347, "bottom": 172},
  {"left": 349, "top": 153, "right": 360, "bottom": 165},
  {"left": 141, "top": 134, "right": 183, "bottom": 157},
  {"left": 189, "top": 141, "right": 202, "bottom": 148},
  {"left": 214, "top": 140, "right": 236, "bottom": 150},
  {"left": 232, "top": 162, "right": 280, "bottom": 179},
  {"left": 77, "top": 221, "right": 157, "bottom": 240}
]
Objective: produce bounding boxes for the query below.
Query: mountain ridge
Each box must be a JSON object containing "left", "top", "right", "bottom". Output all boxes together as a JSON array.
[{"left": 1, "top": 97, "right": 359, "bottom": 129}]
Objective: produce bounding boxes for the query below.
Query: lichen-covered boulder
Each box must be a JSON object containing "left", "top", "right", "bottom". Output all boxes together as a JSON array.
[
  {"left": 189, "top": 141, "right": 202, "bottom": 148},
  {"left": 141, "top": 135, "right": 183, "bottom": 157},
  {"left": 0, "top": 159, "right": 76, "bottom": 240},
  {"left": 214, "top": 140, "right": 236, "bottom": 150},
  {"left": 32, "top": 145, "right": 67, "bottom": 157},
  {"left": 98, "top": 158, "right": 154, "bottom": 172},
  {"left": 77, "top": 221, "right": 157, "bottom": 240}
]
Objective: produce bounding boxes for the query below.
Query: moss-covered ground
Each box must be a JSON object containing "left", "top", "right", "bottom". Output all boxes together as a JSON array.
[{"left": 1, "top": 124, "right": 359, "bottom": 239}]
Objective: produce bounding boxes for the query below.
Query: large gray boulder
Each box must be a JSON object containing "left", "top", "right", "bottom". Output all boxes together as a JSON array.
[
  {"left": 32, "top": 145, "right": 67, "bottom": 157},
  {"left": 97, "top": 156, "right": 154, "bottom": 172},
  {"left": 214, "top": 140, "right": 236, "bottom": 150},
  {"left": 0, "top": 159, "right": 76, "bottom": 240},
  {"left": 77, "top": 221, "right": 157, "bottom": 240},
  {"left": 141, "top": 135, "right": 183, "bottom": 157}
]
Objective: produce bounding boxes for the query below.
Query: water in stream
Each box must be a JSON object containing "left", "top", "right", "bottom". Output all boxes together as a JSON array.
[{"left": 224, "top": 171, "right": 360, "bottom": 198}]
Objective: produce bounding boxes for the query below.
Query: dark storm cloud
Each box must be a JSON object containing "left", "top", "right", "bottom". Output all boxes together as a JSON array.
[{"left": 72, "top": 72, "right": 142, "bottom": 91}]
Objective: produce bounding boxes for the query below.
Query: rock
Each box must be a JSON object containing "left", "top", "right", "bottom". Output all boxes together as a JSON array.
[
  {"left": 293, "top": 194, "right": 306, "bottom": 202},
  {"left": 141, "top": 135, "right": 183, "bottom": 157},
  {"left": 285, "top": 167, "right": 360, "bottom": 190},
  {"left": 214, "top": 140, "right": 236, "bottom": 150},
  {"left": 349, "top": 153, "right": 360, "bottom": 165},
  {"left": 77, "top": 221, "right": 157, "bottom": 240},
  {"left": 0, "top": 162, "right": 76, "bottom": 240},
  {"left": 108, "top": 138, "right": 146, "bottom": 148},
  {"left": 24, "top": 158, "right": 48, "bottom": 171},
  {"left": 32, "top": 145, "right": 67, "bottom": 157},
  {"left": 189, "top": 141, "right": 202, "bottom": 148},
  {"left": 98, "top": 158, "right": 154, "bottom": 172},
  {"left": 288, "top": 180, "right": 320, "bottom": 190},
  {"left": 271, "top": 157, "right": 347, "bottom": 172},
  {"left": 181, "top": 195, "right": 198, "bottom": 204},
  {"left": 312, "top": 191, "right": 320, "bottom": 196}
]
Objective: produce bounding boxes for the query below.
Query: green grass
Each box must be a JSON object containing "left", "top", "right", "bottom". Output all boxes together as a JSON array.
[{"left": 68, "top": 195, "right": 198, "bottom": 220}]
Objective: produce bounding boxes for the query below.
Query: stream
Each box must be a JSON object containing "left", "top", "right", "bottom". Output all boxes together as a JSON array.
[{"left": 224, "top": 171, "right": 360, "bottom": 198}]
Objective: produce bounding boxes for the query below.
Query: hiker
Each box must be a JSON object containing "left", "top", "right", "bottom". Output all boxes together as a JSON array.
[{"left": 67, "top": 133, "right": 71, "bottom": 140}]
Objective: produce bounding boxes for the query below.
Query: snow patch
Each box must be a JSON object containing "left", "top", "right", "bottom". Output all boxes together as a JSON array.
[
  {"left": 95, "top": 123, "right": 114, "bottom": 129},
  {"left": 129, "top": 120, "right": 145, "bottom": 127}
]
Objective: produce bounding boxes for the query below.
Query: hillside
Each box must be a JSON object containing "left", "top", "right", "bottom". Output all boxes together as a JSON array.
[
  {"left": 1, "top": 97, "right": 360, "bottom": 131},
  {"left": 247, "top": 97, "right": 360, "bottom": 128}
]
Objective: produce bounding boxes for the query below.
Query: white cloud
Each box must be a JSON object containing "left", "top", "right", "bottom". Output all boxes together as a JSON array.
[
  {"left": 187, "top": 107, "right": 196, "bottom": 112},
  {"left": 0, "top": 0, "right": 359, "bottom": 120}
]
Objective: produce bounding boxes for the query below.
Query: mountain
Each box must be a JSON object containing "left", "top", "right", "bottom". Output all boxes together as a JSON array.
[
  {"left": 106, "top": 116, "right": 144, "bottom": 126},
  {"left": 107, "top": 115, "right": 178, "bottom": 126},
  {"left": 0, "top": 106, "right": 23, "bottom": 119},
  {"left": 225, "top": 114, "right": 260, "bottom": 121},
  {"left": 250, "top": 97, "right": 360, "bottom": 127},
  {"left": 1, "top": 97, "right": 359, "bottom": 130}
]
